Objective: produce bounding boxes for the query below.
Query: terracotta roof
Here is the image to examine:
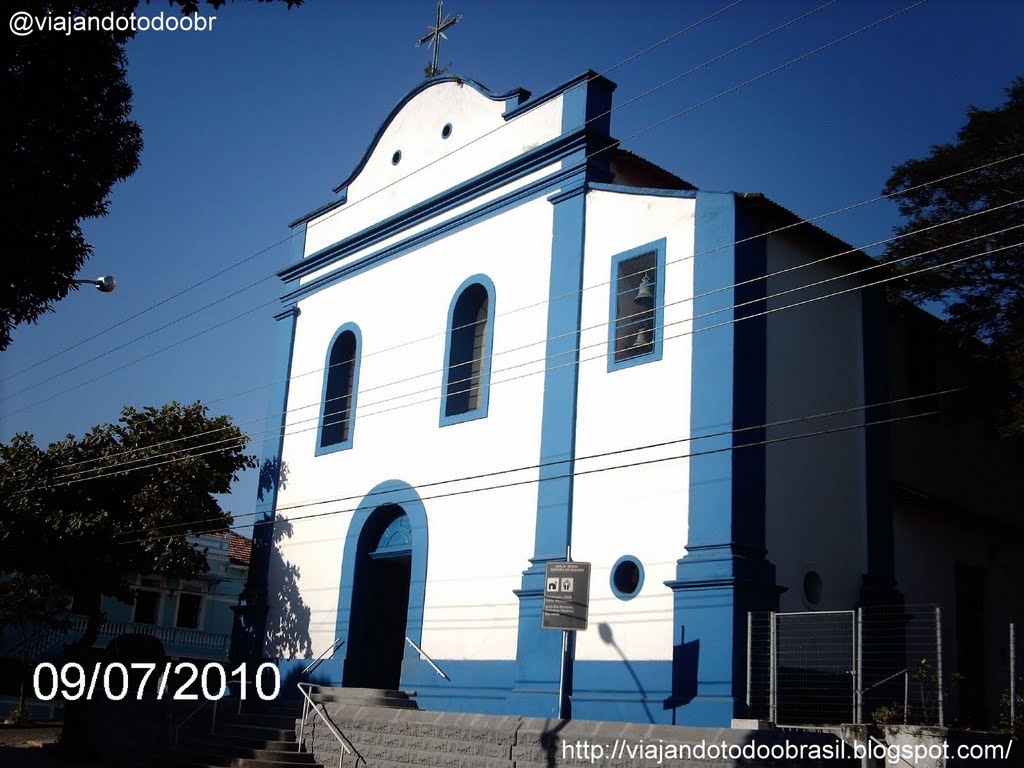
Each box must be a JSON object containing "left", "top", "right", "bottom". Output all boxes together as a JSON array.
[{"left": 228, "top": 533, "right": 252, "bottom": 566}]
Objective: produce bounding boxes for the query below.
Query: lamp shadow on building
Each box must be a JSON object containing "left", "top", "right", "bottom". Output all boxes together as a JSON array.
[{"left": 597, "top": 621, "right": 655, "bottom": 724}]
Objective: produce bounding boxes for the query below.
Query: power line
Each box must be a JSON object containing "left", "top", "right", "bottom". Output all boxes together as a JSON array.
[
  {"left": 43, "top": 217, "right": 1020, "bottom": 483},
  {"left": 112, "top": 403, "right": 942, "bottom": 549},
  {"left": 0, "top": 1, "right": 751, "bottom": 389},
  {"left": 35, "top": 228, "right": 1013, "bottom": 490},
  {"left": 0, "top": 0, "right": 938, "bottom": 424}
]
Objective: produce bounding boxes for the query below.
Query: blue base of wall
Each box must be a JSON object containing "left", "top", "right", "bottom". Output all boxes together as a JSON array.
[{"left": 270, "top": 653, "right": 736, "bottom": 725}]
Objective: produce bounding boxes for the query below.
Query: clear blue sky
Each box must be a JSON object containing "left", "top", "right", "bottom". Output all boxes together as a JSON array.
[{"left": 2, "top": 0, "right": 1021, "bottom": 532}]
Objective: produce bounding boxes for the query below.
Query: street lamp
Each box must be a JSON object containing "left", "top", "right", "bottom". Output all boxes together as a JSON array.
[{"left": 73, "top": 276, "right": 117, "bottom": 293}]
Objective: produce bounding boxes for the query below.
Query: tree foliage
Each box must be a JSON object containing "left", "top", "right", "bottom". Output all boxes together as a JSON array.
[
  {"left": 882, "top": 76, "right": 1024, "bottom": 434},
  {"left": 3, "top": 0, "right": 300, "bottom": 350},
  {"left": 0, "top": 402, "right": 256, "bottom": 647}
]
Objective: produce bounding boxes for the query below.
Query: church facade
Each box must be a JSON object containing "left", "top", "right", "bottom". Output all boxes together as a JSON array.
[{"left": 250, "top": 71, "right": 914, "bottom": 726}]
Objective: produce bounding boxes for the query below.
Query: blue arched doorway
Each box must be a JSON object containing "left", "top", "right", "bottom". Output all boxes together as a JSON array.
[{"left": 337, "top": 481, "right": 428, "bottom": 690}]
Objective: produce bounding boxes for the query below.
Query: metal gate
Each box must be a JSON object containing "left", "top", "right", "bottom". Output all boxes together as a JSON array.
[{"left": 747, "top": 605, "right": 944, "bottom": 727}]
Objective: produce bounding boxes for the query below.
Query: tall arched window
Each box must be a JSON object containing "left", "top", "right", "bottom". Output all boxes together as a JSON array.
[
  {"left": 318, "top": 323, "right": 361, "bottom": 453},
  {"left": 441, "top": 276, "right": 495, "bottom": 426}
]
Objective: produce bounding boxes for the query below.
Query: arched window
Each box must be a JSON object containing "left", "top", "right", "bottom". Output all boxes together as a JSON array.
[
  {"left": 318, "top": 323, "right": 361, "bottom": 453},
  {"left": 441, "top": 276, "right": 495, "bottom": 425}
]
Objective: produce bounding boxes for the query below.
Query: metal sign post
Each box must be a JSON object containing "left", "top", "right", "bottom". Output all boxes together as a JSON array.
[{"left": 543, "top": 555, "right": 591, "bottom": 719}]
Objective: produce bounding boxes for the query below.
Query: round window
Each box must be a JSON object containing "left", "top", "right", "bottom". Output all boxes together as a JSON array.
[
  {"left": 610, "top": 555, "right": 644, "bottom": 601},
  {"left": 391, "top": 150, "right": 402, "bottom": 165},
  {"left": 441, "top": 123, "right": 453, "bottom": 139},
  {"left": 802, "top": 570, "right": 824, "bottom": 607}
]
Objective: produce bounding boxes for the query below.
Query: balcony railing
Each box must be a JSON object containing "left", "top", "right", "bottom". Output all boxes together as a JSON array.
[{"left": 66, "top": 615, "right": 229, "bottom": 657}]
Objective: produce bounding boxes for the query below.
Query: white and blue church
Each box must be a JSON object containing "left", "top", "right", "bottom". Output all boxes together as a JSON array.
[{"left": 245, "top": 71, "right": 905, "bottom": 727}]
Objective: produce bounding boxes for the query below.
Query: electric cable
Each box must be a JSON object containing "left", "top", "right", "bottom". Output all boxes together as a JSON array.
[
  {"left": 42, "top": 216, "right": 1020, "bottom": 482},
  {"left": 0, "top": 0, "right": 944, "bottom": 426},
  {"left": 35, "top": 227, "right": 1009, "bottom": 492},
  {"left": 0, "top": 0, "right": 752, "bottom": 388}
]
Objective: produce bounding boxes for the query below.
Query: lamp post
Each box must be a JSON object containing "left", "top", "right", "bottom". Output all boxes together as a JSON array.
[{"left": 73, "top": 276, "right": 117, "bottom": 293}]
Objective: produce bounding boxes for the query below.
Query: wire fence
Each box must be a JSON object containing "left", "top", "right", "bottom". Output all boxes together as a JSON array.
[{"left": 747, "top": 605, "right": 944, "bottom": 727}]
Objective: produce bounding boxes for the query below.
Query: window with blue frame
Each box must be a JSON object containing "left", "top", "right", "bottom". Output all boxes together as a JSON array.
[
  {"left": 319, "top": 325, "right": 361, "bottom": 451},
  {"left": 441, "top": 277, "right": 495, "bottom": 425},
  {"left": 608, "top": 239, "right": 666, "bottom": 371}
]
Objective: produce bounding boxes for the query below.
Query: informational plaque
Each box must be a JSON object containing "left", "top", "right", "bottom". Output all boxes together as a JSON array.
[{"left": 542, "top": 561, "right": 591, "bottom": 631}]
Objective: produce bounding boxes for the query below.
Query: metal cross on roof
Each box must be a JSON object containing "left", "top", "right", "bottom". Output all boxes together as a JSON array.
[{"left": 416, "top": 0, "right": 462, "bottom": 78}]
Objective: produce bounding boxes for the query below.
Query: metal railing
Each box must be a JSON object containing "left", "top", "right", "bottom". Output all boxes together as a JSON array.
[
  {"left": 297, "top": 682, "right": 362, "bottom": 768},
  {"left": 405, "top": 636, "right": 448, "bottom": 680},
  {"left": 304, "top": 637, "right": 345, "bottom": 677},
  {"left": 171, "top": 666, "right": 245, "bottom": 744}
]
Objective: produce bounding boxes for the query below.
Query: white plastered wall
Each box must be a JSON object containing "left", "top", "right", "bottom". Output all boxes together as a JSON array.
[
  {"left": 267, "top": 194, "right": 557, "bottom": 662},
  {"left": 572, "top": 190, "right": 696, "bottom": 662},
  {"left": 302, "top": 82, "right": 563, "bottom": 263},
  {"left": 764, "top": 231, "right": 867, "bottom": 611}
]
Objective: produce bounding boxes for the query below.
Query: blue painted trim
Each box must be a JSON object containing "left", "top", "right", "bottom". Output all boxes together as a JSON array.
[
  {"left": 288, "top": 189, "right": 347, "bottom": 230},
  {"left": 439, "top": 274, "right": 497, "bottom": 427},
  {"left": 245, "top": 306, "right": 300, "bottom": 662},
  {"left": 330, "top": 77, "right": 528, "bottom": 195},
  {"left": 510, "top": 183, "right": 587, "bottom": 717},
  {"left": 606, "top": 238, "right": 666, "bottom": 373},
  {"left": 314, "top": 322, "right": 362, "bottom": 456},
  {"left": 504, "top": 70, "right": 615, "bottom": 123},
  {"left": 282, "top": 165, "right": 587, "bottom": 307},
  {"left": 588, "top": 182, "right": 698, "bottom": 199},
  {"left": 858, "top": 285, "right": 899, "bottom": 605},
  {"left": 288, "top": 222, "right": 307, "bottom": 262},
  {"left": 281, "top": 130, "right": 590, "bottom": 287},
  {"left": 609, "top": 555, "right": 645, "bottom": 601},
  {"left": 334, "top": 480, "right": 429, "bottom": 685},
  {"left": 663, "top": 192, "right": 777, "bottom": 727}
]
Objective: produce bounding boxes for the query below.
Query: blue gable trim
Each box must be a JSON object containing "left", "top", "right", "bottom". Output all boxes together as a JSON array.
[
  {"left": 280, "top": 163, "right": 581, "bottom": 307},
  {"left": 280, "top": 130, "right": 591, "bottom": 289},
  {"left": 334, "top": 480, "right": 430, "bottom": 686},
  {"left": 606, "top": 238, "right": 667, "bottom": 373},
  {"left": 440, "top": 274, "right": 497, "bottom": 427},
  {"left": 504, "top": 70, "right": 615, "bottom": 123},
  {"left": 314, "top": 322, "right": 362, "bottom": 456},
  {"left": 330, "top": 77, "right": 529, "bottom": 196},
  {"left": 587, "top": 182, "right": 698, "bottom": 199},
  {"left": 288, "top": 189, "right": 348, "bottom": 231}
]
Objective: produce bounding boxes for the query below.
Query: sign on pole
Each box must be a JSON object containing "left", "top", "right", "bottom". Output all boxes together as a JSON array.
[{"left": 542, "top": 561, "right": 591, "bottom": 631}]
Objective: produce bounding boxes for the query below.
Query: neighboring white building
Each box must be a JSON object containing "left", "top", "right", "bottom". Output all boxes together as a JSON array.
[{"left": 245, "top": 72, "right": 1023, "bottom": 727}]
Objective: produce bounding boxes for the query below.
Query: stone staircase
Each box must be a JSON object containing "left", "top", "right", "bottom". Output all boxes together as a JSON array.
[
  {"left": 296, "top": 686, "right": 861, "bottom": 768},
  {"left": 150, "top": 700, "right": 324, "bottom": 768}
]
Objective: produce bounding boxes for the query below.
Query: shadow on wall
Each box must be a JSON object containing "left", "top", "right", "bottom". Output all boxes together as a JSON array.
[
  {"left": 264, "top": 517, "right": 313, "bottom": 661},
  {"left": 665, "top": 626, "right": 699, "bottom": 723},
  {"left": 598, "top": 622, "right": 654, "bottom": 724}
]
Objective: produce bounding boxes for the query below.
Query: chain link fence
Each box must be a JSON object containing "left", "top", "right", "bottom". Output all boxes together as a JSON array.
[{"left": 747, "top": 604, "right": 944, "bottom": 727}]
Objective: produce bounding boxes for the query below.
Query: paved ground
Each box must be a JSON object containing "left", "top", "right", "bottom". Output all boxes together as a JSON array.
[{"left": 0, "top": 724, "right": 96, "bottom": 766}]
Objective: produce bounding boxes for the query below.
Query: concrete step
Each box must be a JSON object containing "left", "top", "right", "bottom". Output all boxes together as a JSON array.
[
  {"left": 346, "top": 740, "right": 513, "bottom": 768},
  {"left": 218, "top": 723, "right": 297, "bottom": 742},
  {"left": 311, "top": 686, "right": 419, "bottom": 709},
  {"left": 321, "top": 726, "right": 512, "bottom": 759}
]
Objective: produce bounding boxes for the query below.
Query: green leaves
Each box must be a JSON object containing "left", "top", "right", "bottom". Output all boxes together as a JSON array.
[
  {"left": 883, "top": 76, "right": 1024, "bottom": 435},
  {"left": 0, "top": 401, "right": 256, "bottom": 607}
]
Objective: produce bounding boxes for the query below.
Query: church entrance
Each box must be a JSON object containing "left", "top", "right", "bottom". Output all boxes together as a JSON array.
[{"left": 344, "top": 505, "right": 412, "bottom": 690}]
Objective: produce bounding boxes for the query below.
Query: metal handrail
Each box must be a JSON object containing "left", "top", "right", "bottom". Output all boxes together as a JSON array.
[
  {"left": 405, "top": 636, "right": 449, "bottom": 680},
  {"left": 173, "top": 697, "right": 218, "bottom": 745},
  {"left": 304, "top": 637, "right": 345, "bottom": 676},
  {"left": 171, "top": 668, "right": 245, "bottom": 744},
  {"left": 297, "top": 682, "right": 362, "bottom": 768}
]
